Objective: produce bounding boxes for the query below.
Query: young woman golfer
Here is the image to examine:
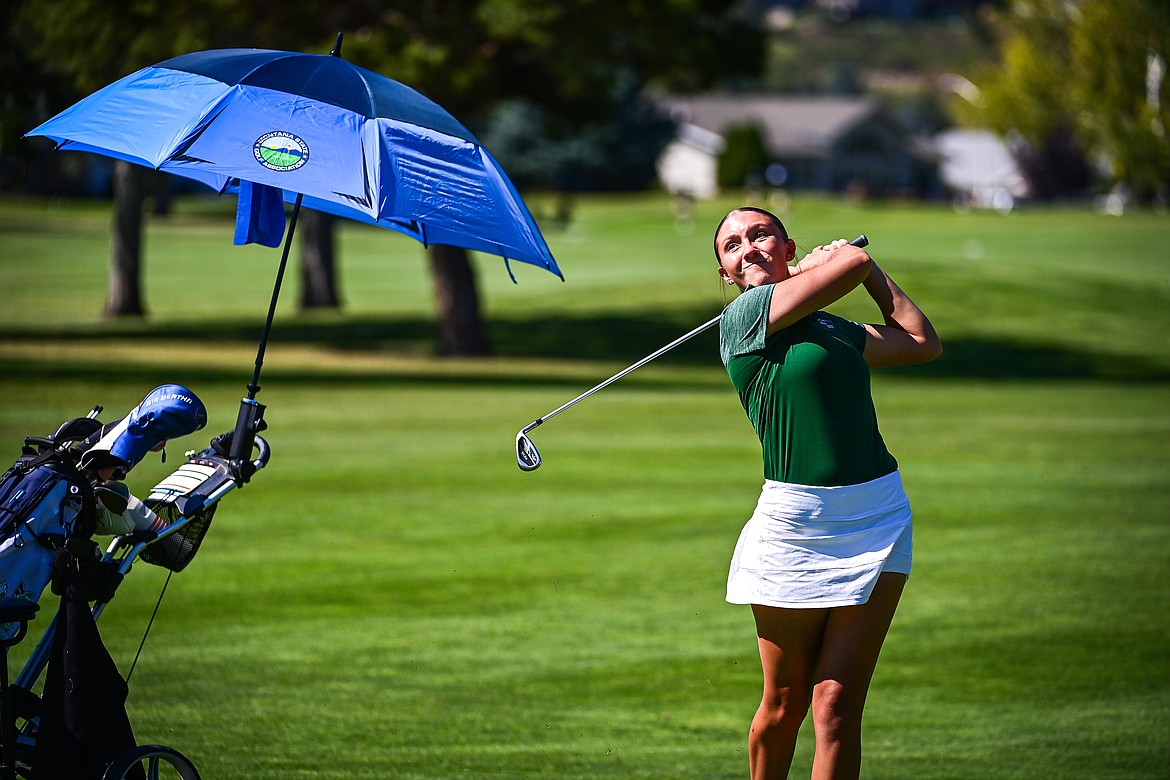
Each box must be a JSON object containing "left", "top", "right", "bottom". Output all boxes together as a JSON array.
[{"left": 714, "top": 207, "right": 941, "bottom": 779}]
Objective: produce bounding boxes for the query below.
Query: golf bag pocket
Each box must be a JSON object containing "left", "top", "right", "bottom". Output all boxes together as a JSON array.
[{"left": 0, "top": 468, "right": 89, "bottom": 639}]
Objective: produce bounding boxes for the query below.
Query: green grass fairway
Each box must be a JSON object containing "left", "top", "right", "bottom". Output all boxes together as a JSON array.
[{"left": 0, "top": 193, "right": 1168, "bottom": 778}]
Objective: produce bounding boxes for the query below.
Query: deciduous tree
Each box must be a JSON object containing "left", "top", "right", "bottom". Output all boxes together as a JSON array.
[{"left": 964, "top": 0, "right": 1169, "bottom": 202}]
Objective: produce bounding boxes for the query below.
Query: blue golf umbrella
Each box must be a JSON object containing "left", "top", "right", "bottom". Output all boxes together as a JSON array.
[
  {"left": 27, "top": 36, "right": 562, "bottom": 460},
  {"left": 27, "top": 39, "right": 560, "bottom": 276}
]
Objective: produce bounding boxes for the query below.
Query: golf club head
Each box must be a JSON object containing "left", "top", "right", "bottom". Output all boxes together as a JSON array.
[{"left": 516, "top": 427, "right": 542, "bottom": 471}]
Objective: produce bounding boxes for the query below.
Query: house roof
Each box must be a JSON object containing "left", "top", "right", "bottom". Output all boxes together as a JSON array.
[
  {"left": 674, "top": 122, "right": 727, "bottom": 155},
  {"left": 657, "top": 94, "right": 883, "bottom": 158}
]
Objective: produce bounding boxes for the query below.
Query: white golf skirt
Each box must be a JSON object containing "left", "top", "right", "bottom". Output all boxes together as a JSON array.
[{"left": 726, "top": 470, "right": 912, "bottom": 609}]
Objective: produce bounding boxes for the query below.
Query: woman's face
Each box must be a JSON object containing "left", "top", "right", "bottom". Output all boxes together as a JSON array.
[{"left": 715, "top": 210, "right": 795, "bottom": 291}]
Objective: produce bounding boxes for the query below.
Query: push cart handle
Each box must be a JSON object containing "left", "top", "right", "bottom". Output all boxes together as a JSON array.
[
  {"left": 230, "top": 432, "right": 270, "bottom": 484},
  {"left": 210, "top": 429, "right": 271, "bottom": 482},
  {"left": 252, "top": 434, "right": 271, "bottom": 468}
]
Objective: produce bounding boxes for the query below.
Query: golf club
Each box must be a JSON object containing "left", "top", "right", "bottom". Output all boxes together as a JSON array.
[{"left": 516, "top": 234, "right": 869, "bottom": 471}]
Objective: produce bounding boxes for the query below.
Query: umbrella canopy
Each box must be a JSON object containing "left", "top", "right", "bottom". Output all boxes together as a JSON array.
[{"left": 26, "top": 45, "right": 561, "bottom": 278}]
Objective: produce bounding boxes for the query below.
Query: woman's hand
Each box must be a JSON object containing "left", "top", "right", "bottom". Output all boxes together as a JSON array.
[
  {"left": 790, "top": 239, "right": 852, "bottom": 276},
  {"left": 768, "top": 240, "right": 871, "bottom": 334}
]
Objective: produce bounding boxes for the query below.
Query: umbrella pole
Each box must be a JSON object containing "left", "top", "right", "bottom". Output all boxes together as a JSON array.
[{"left": 228, "top": 193, "right": 304, "bottom": 464}]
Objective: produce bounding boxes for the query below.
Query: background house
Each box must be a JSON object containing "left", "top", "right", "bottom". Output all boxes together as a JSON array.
[
  {"left": 934, "top": 128, "right": 1029, "bottom": 211},
  {"left": 654, "top": 122, "right": 726, "bottom": 199},
  {"left": 655, "top": 94, "right": 938, "bottom": 198}
]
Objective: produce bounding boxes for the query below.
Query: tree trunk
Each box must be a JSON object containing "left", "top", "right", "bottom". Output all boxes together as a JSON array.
[
  {"left": 105, "top": 161, "right": 148, "bottom": 318},
  {"left": 427, "top": 244, "right": 490, "bottom": 356},
  {"left": 151, "top": 171, "right": 173, "bottom": 216},
  {"left": 298, "top": 208, "right": 340, "bottom": 310}
]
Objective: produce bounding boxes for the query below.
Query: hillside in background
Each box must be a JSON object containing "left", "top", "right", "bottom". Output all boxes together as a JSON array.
[{"left": 756, "top": 4, "right": 999, "bottom": 133}]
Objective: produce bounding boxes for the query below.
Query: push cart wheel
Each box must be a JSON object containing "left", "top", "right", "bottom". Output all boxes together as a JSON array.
[{"left": 102, "top": 744, "right": 201, "bottom": 780}]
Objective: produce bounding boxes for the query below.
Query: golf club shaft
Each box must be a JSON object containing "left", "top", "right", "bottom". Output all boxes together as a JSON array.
[
  {"left": 523, "top": 233, "right": 869, "bottom": 433},
  {"left": 524, "top": 312, "right": 722, "bottom": 432}
]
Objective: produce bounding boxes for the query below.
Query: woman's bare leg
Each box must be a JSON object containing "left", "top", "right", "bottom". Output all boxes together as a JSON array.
[
  {"left": 750, "top": 604, "right": 829, "bottom": 780},
  {"left": 809, "top": 573, "right": 906, "bottom": 779}
]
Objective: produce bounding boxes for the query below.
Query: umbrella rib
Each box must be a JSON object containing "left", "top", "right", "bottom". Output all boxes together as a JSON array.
[
  {"left": 304, "top": 57, "right": 377, "bottom": 118},
  {"left": 328, "top": 134, "right": 374, "bottom": 209},
  {"left": 162, "top": 98, "right": 233, "bottom": 166},
  {"left": 165, "top": 49, "right": 301, "bottom": 86},
  {"left": 332, "top": 191, "right": 372, "bottom": 208}
]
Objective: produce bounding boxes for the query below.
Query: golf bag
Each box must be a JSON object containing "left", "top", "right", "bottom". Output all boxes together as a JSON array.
[
  {"left": 0, "top": 419, "right": 101, "bottom": 641},
  {"left": 0, "top": 386, "right": 210, "bottom": 778}
]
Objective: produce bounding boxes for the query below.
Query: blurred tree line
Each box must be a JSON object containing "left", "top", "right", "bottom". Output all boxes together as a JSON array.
[
  {"left": 3, "top": 0, "right": 1165, "bottom": 354},
  {"left": 755, "top": 0, "right": 1168, "bottom": 206}
]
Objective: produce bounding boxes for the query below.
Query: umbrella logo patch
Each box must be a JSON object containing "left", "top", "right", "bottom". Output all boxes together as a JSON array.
[{"left": 253, "top": 132, "right": 309, "bottom": 171}]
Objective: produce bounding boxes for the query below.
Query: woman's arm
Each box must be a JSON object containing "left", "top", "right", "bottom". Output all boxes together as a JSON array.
[
  {"left": 860, "top": 261, "right": 942, "bottom": 367},
  {"left": 767, "top": 240, "right": 871, "bottom": 335}
]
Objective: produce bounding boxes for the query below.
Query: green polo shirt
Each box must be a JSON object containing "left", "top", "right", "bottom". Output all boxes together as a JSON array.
[{"left": 719, "top": 284, "right": 897, "bottom": 486}]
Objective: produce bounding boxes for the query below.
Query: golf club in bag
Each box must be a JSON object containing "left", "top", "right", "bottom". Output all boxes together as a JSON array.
[{"left": 515, "top": 234, "right": 869, "bottom": 471}]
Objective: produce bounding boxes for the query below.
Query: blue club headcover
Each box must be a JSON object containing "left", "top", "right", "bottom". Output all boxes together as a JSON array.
[{"left": 82, "top": 385, "right": 208, "bottom": 475}]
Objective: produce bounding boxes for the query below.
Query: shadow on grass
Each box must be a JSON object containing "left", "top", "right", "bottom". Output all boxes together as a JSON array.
[{"left": 2, "top": 308, "right": 1167, "bottom": 384}]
